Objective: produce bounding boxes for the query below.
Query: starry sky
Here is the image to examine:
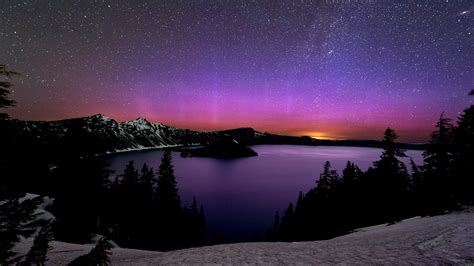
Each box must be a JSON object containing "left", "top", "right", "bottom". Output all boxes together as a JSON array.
[{"left": 1, "top": 1, "right": 473, "bottom": 142}]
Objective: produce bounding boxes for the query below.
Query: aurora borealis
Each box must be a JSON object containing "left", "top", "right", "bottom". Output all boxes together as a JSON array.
[{"left": 1, "top": 1, "right": 473, "bottom": 142}]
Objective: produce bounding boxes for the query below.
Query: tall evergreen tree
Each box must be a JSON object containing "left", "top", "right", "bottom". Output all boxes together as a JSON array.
[
  {"left": 421, "top": 114, "right": 455, "bottom": 212},
  {"left": 139, "top": 163, "right": 155, "bottom": 200},
  {"left": 453, "top": 105, "right": 474, "bottom": 203},
  {"left": 339, "top": 161, "right": 364, "bottom": 229},
  {"left": 0, "top": 194, "right": 43, "bottom": 264},
  {"left": 316, "top": 161, "right": 340, "bottom": 198},
  {"left": 279, "top": 203, "right": 295, "bottom": 241},
  {"left": 156, "top": 150, "right": 181, "bottom": 214},
  {"left": 51, "top": 159, "right": 112, "bottom": 243},
  {"left": 121, "top": 161, "right": 139, "bottom": 187},
  {"left": 112, "top": 161, "right": 145, "bottom": 247},
  {"left": 342, "top": 161, "right": 362, "bottom": 186},
  {"left": 372, "top": 128, "right": 410, "bottom": 221},
  {"left": 295, "top": 191, "right": 305, "bottom": 214},
  {"left": 22, "top": 224, "right": 54, "bottom": 265},
  {"left": 0, "top": 64, "right": 18, "bottom": 120},
  {"left": 422, "top": 114, "right": 454, "bottom": 177},
  {"left": 375, "top": 128, "right": 408, "bottom": 166}
]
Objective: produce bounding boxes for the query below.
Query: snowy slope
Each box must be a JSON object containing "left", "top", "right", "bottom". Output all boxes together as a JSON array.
[
  {"left": 14, "top": 208, "right": 474, "bottom": 264},
  {"left": 7, "top": 114, "right": 215, "bottom": 157}
]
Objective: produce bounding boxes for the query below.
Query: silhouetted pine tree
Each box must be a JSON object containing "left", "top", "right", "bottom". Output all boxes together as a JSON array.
[
  {"left": 68, "top": 237, "right": 113, "bottom": 266},
  {"left": 156, "top": 150, "right": 181, "bottom": 214},
  {"left": 453, "top": 105, "right": 474, "bottom": 204},
  {"left": 316, "top": 161, "right": 340, "bottom": 198},
  {"left": 22, "top": 224, "right": 54, "bottom": 265},
  {"left": 181, "top": 196, "right": 206, "bottom": 247},
  {"left": 121, "top": 161, "right": 139, "bottom": 187},
  {"left": 51, "top": 159, "right": 112, "bottom": 243},
  {"left": 409, "top": 158, "right": 424, "bottom": 213},
  {"left": 341, "top": 161, "right": 362, "bottom": 186},
  {"left": 372, "top": 128, "right": 410, "bottom": 222},
  {"left": 294, "top": 192, "right": 305, "bottom": 214},
  {"left": 420, "top": 114, "right": 455, "bottom": 213},
  {"left": 375, "top": 128, "right": 408, "bottom": 166},
  {"left": 279, "top": 203, "right": 295, "bottom": 241},
  {"left": 139, "top": 163, "right": 155, "bottom": 201},
  {"left": 0, "top": 64, "right": 18, "bottom": 120},
  {"left": 0, "top": 193, "right": 43, "bottom": 264},
  {"left": 113, "top": 161, "right": 145, "bottom": 247},
  {"left": 338, "top": 161, "right": 364, "bottom": 229},
  {"left": 152, "top": 150, "right": 182, "bottom": 250}
]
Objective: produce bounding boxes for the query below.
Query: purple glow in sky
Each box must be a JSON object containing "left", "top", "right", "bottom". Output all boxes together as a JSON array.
[{"left": 1, "top": 1, "right": 473, "bottom": 142}]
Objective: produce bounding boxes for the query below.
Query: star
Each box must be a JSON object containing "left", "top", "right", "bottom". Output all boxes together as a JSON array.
[{"left": 457, "top": 7, "right": 474, "bottom": 16}]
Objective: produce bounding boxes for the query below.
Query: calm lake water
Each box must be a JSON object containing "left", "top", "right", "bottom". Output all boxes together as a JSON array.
[{"left": 104, "top": 145, "right": 423, "bottom": 242}]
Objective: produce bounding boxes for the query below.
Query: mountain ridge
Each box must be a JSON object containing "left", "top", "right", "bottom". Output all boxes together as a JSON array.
[{"left": 2, "top": 114, "right": 426, "bottom": 162}]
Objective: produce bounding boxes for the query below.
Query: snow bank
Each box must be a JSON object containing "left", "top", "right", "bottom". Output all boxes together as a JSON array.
[
  {"left": 14, "top": 208, "right": 474, "bottom": 264},
  {"left": 20, "top": 193, "right": 55, "bottom": 223}
]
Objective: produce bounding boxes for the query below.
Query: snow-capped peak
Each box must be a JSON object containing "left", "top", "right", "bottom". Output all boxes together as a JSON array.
[{"left": 89, "top": 114, "right": 113, "bottom": 122}]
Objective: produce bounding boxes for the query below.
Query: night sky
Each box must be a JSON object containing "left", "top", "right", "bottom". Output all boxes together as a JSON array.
[{"left": 1, "top": 1, "right": 473, "bottom": 142}]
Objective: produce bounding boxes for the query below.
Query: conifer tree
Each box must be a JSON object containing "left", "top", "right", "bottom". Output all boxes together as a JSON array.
[
  {"left": 279, "top": 203, "right": 295, "bottom": 241},
  {"left": 184, "top": 196, "right": 206, "bottom": 246},
  {"left": 375, "top": 128, "right": 407, "bottom": 167},
  {"left": 140, "top": 163, "right": 155, "bottom": 200},
  {"left": 0, "top": 194, "right": 43, "bottom": 264},
  {"left": 339, "top": 161, "right": 364, "bottom": 228},
  {"left": 453, "top": 105, "right": 474, "bottom": 203},
  {"left": 0, "top": 64, "right": 18, "bottom": 120},
  {"left": 422, "top": 114, "right": 454, "bottom": 176},
  {"left": 372, "top": 128, "right": 410, "bottom": 221},
  {"left": 51, "top": 159, "right": 112, "bottom": 243},
  {"left": 156, "top": 150, "right": 181, "bottom": 214},
  {"left": 342, "top": 161, "right": 361, "bottom": 186},
  {"left": 121, "top": 161, "right": 139, "bottom": 186},
  {"left": 23, "top": 224, "right": 54, "bottom": 265},
  {"left": 295, "top": 191, "right": 305, "bottom": 214},
  {"left": 316, "top": 161, "right": 339, "bottom": 198},
  {"left": 68, "top": 237, "right": 113, "bottom": 266},
  {"left": 421, "top": 114, "right": 455, "bottom": 211}
]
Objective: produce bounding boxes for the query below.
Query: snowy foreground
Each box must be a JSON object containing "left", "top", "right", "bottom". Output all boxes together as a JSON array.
[{"left": 16, "top": 209, "right": 474, "bottom": 265}]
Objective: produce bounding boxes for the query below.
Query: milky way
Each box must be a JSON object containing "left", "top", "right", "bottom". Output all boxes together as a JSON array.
[{"left": 1, "top": 1, "right": 473, "bottom": 142}]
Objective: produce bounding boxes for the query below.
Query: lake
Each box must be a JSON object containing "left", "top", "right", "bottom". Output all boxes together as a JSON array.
[{"left": 104, "top": 145, "right": 424, "bottom": 242}]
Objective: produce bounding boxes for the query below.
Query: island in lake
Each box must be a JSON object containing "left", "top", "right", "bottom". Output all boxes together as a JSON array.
[{"left": 180, "top": 136, "right": 258, "bottom": 158}]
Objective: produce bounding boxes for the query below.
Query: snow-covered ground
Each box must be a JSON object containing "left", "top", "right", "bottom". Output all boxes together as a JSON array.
[{"left": 15, "top": 208, "right": 474, "bottom": 264}]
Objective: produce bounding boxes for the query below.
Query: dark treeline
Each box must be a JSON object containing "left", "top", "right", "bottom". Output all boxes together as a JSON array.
[
  {"left": 268, "top": 106, "right": 474, "bottom": 241},
  {"left": 51, "top": 150, "right": 206, "bottom": 251}
]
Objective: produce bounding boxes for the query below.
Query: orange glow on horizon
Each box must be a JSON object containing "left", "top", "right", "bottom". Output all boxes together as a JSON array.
[{"left": 296, "top": 131, "right": 345, "bottom": 140}]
